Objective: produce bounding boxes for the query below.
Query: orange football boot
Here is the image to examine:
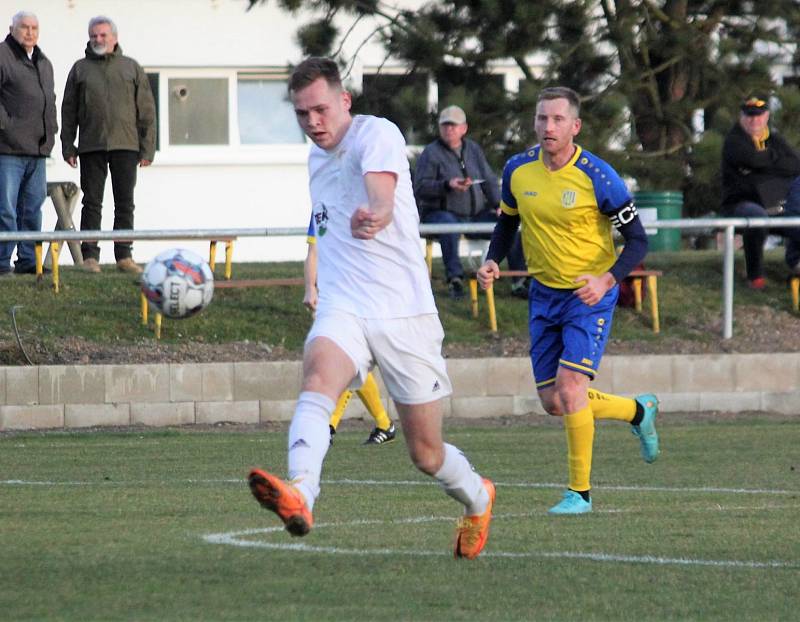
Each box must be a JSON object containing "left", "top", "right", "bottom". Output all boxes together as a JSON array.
[
  {"left": 248, "top": 468, "right": 313, "bottom": 536},
  {"left": 453, "top": 478, "right": 495, "bottom": 559}
]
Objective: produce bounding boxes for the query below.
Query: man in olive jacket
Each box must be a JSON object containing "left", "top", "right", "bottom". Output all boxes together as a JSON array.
[
  {"left": 0, "top": 11, "right": 57, "bottom": 276},
  {"left": 61, "top": 15, "right": 155, "bottom": 274}
]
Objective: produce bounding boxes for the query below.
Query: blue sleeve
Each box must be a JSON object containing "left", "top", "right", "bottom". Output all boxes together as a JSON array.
[
  {"left": 485, "top": 212, "right": 521, "bottom": 264},
  {"left": 575, "top": 153, "right": 632, "bottom": 216},
  {"left": 500, "top": 158, "right": 518, "bottom": 211},
  {"left": 306, "top": 213, "right": 316, "bottom": 244},
  {"left": 607, "top": 200, "right": 648, "bottom": 282}
]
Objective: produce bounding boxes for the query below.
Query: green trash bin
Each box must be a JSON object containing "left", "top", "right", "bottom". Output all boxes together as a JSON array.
[{"left": 634, "top": 191, "right": 683, "bottom": 251}]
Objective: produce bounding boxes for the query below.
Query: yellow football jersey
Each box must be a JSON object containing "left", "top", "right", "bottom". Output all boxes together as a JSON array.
[{"left": 500, "top": 145, "right": 632, "bottom": 289}]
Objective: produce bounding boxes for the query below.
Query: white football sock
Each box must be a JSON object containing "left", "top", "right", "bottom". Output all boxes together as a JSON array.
[
  {"left": 287, "top": 391, "right": 335, "bottom": 512},
  {"left": 434, "top": 443, "right": 489, "bottom": 516}
]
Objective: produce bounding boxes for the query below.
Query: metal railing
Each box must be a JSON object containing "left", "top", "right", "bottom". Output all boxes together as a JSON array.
[{"left": 3, "top": 217, "right": 800, "bottom": 339}]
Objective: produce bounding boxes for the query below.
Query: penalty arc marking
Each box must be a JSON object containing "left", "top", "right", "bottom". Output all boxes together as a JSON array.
[{"left": 202, "top": 513, "right": 799, "bottom": 570}]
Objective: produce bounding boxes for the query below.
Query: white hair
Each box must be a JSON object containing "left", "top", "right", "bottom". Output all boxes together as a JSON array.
[
  {"left": 88, "top": 15, "right": 117, "bottom": 36},
  {"left": 11, "top": 11, "right": 38, "bottom": 28}
]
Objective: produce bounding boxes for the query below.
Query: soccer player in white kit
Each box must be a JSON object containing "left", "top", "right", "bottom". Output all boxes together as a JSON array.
[{"left": 248, "top": 57, "right": 494, "bottom": 559}]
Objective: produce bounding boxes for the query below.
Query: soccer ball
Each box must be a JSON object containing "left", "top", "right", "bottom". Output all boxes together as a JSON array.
[{"left": 141, "top": 248, "right": 214, "bottom": 319}]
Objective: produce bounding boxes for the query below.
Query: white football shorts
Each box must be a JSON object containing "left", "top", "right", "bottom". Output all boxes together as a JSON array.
[{"left": 305, "top": 310, "right": 453, "bottom": 404}]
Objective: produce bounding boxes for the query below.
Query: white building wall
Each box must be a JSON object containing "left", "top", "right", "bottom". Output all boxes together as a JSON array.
[{"left": 7, "top": 0, "right": 418, "bottom": 263}]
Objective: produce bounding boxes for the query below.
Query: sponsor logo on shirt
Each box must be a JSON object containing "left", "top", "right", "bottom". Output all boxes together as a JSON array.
[{"left": 314, "top": 202, "right": 329, "bottom": 237}]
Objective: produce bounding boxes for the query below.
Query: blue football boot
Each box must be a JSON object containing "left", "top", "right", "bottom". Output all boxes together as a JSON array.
[
  {"left": 632, "top": 393, "right": 660, "bottom": 463},
  {"left": 548, "top": 490, "right": 592, "bottom": 515}
]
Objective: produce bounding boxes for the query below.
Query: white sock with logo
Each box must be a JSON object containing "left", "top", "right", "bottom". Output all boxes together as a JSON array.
[
  {"left": 434, "top": 443, "right": 489, "bottom": 516},
  {"left": 287, "top": 391, "right": 335, "bottom": 511}
]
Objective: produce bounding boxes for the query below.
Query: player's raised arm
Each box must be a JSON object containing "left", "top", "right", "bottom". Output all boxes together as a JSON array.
[{"left": 351, "top": 171, "right": 396, "bottom": 239}]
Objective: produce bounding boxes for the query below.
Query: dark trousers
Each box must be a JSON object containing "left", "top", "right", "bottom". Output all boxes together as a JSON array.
[
  {"left": 79, "top": 150, "right": 138, "bottom": 261},
  {"left": 731, "top": 178, "right": 800, "bottom": 279},
  {"left": 422, "top": 208, "right": 526, "bottom": 280}
]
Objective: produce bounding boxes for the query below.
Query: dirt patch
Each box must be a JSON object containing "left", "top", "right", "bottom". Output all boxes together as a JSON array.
[{"left": 1, "top": 305, "right": 798, "bottom": 366}]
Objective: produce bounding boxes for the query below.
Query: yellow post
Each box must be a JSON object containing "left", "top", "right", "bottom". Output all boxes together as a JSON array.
[
  {"left": 425, "top": 239, "right": 433, "bottom": 277},
  {"left": 469, "top": 278, "right": 479, "bottom": 318},
  {"left": 791, "top": 277, "right": 800, "bottom": 312},
  {"left": 51, "top": 242, "right": 60, "bottom": 293},
  {"left": 224, "top": 240, "right": 233, "bottom": 280},
  {"left": 209, "top": 241, "right": 218, "bottom": 273},
  {"left": 141, "top": 292, "right": 149, "bottom": 325},
  {"left": 35, "top": 242, "right": 43, "bottom": 277},
  {"left": 632, "top": 277, "right": 643, "bottom": 312},
  {"left": 646, "top": 275, "right": 660, "bottom": 333},
  {"left": 486, "top": 284, "right": 497, "bottom": 332},
  {"left": 155, "top": 313, "right": 162, "bottom": 339}
]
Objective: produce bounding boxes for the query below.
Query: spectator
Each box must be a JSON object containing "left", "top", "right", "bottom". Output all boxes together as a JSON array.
[
  {"left": 721, "top": 95, "right": 800, "bottom": 289},
  {"left": 61, "top": 15, "right": 156, "bottom": 274},
  {"left": 414, "top": 105, "right": 526, "bottom": 299},
  {"left": 0, "top": 11, "right": 57, "bottom": 276}
]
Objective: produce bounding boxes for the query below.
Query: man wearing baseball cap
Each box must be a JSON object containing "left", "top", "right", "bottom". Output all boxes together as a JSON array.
[
  {"left": 414, "top": 105, "right": 526, "bottom": 299},
  {"left": 721, "top": 95, "right": 800, "bottom": 288}
]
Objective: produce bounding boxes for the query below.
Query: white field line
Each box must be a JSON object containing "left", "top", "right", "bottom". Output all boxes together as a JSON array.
[
  {"left": 202, "top": 515, "right": 799, "bottom": 570},
  {"left": 2, "top": 477, "right": 799, "bottom": 497}
]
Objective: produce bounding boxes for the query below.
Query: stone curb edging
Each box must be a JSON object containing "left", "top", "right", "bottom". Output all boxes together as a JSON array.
[{"left": 1, "top": 353, "right": 798, "bottom": 430}]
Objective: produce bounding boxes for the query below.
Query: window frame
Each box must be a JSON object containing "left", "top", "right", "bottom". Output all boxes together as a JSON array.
[{"left": 146, "top": 67, "right": 309, "bottom": 166}]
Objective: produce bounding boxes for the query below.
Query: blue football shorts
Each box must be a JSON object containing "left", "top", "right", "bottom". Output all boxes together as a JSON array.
[{"left": 527, "top": 277, "right": 619, "bottom": 389}]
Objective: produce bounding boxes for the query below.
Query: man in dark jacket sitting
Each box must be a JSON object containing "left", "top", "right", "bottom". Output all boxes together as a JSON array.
[
  {"left": 414, "top": 105, "right": 525, "bottom": 299},
  {"left": 721, "top": 95, "right": 800, "bottom": 289}
]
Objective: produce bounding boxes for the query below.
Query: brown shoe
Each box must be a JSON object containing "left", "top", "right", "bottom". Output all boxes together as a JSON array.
[
  {"left": 116, "top": 258, "right": 143, "bottom": 274},
  {"left": 82, "top": 258, "right": 101, "bottom": 274}
]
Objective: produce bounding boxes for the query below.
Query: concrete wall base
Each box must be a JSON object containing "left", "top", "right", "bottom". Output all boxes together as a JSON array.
[{"left": 1, "top": 353, "right": 798, "bottom": 430}]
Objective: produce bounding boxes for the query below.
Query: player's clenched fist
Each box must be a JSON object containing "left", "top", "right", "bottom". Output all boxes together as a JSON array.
[{"left": 477, "top": 259, "right": 500, "bottom": 290}]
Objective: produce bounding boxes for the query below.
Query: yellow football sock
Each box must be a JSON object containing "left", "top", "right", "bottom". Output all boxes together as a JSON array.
[
  {"left": 329, "top": 390, "right": 354, "bottom": 431},
  {"left": 588, "top": 388, "right": 636, "bottom": 422},
  {"left": 563, "top": 405, "right": 594, "bottom": 493},
  {"left": 356, "top": 372, "right": 392, "bottom": 430}
]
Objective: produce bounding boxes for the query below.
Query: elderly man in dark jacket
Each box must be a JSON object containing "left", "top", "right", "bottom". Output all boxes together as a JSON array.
[
  {"left": 61, "top": 15, "right": 155, "bottom": 274},
  {"left": 721, "top": 95, "right": 800, "bottom": 289},
  {"left": 0, "top": 11, "right": 57, "bottom": 276},
  {"left": 414, "top": 105, "right": 525, "bottom": 298}
]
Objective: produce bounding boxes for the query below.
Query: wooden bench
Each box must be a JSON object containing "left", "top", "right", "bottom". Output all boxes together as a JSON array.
[
  {"left": 468, "top": 269, "right": 663, "bottom": 333},
  {"left": 424, "top": 236, "right": 489, "bottom": 276},
  {"left": 140, "top": 277, "right": 304, "bottom": 338}
]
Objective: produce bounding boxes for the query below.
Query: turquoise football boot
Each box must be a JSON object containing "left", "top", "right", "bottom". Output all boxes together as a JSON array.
[
  {"left": 632, "top": 393, "right": 660, "bottom": 463},
  {"left": 548, "top": 490, "right": 592, "bottom": 515}
]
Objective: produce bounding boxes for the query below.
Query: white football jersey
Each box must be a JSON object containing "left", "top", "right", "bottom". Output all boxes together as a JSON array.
[{"left": 307, "top": 115, "right": 437, "bottom": 319}]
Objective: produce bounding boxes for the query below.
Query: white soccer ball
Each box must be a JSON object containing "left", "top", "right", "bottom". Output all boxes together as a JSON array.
[{"left": 141, "top": 248, "right": 214, "bottom": 319}]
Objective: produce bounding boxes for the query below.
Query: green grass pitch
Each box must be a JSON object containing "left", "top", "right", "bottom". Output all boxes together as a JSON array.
[{"left": 2, "top": 416, "right": 799, "bottom": 620}]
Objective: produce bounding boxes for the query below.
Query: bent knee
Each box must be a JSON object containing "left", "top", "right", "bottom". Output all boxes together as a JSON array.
[
  {"left": 544, "top": 403, "right": 564, "bottom": 417},
  {"left": 407, "top": 447, "right": 443, "bottom": 475}
]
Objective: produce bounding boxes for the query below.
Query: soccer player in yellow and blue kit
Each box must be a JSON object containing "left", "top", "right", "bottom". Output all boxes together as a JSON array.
[{"left": 477, "top": 86, "right": 659, "bottom": 515}]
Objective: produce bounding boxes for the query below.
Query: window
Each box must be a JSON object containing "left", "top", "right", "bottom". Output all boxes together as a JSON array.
[
  {"left": 146, "top": 68, "right": 307, "bottom": 161},
  {"left": 237, "top": 76, "right": 305, "bottom": 144},
  {"left": 168, "top": 78, "right": 229, "bottom": 145},
  {"left": 146, "top": 72, "right": 160, "bottom": 151}
]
